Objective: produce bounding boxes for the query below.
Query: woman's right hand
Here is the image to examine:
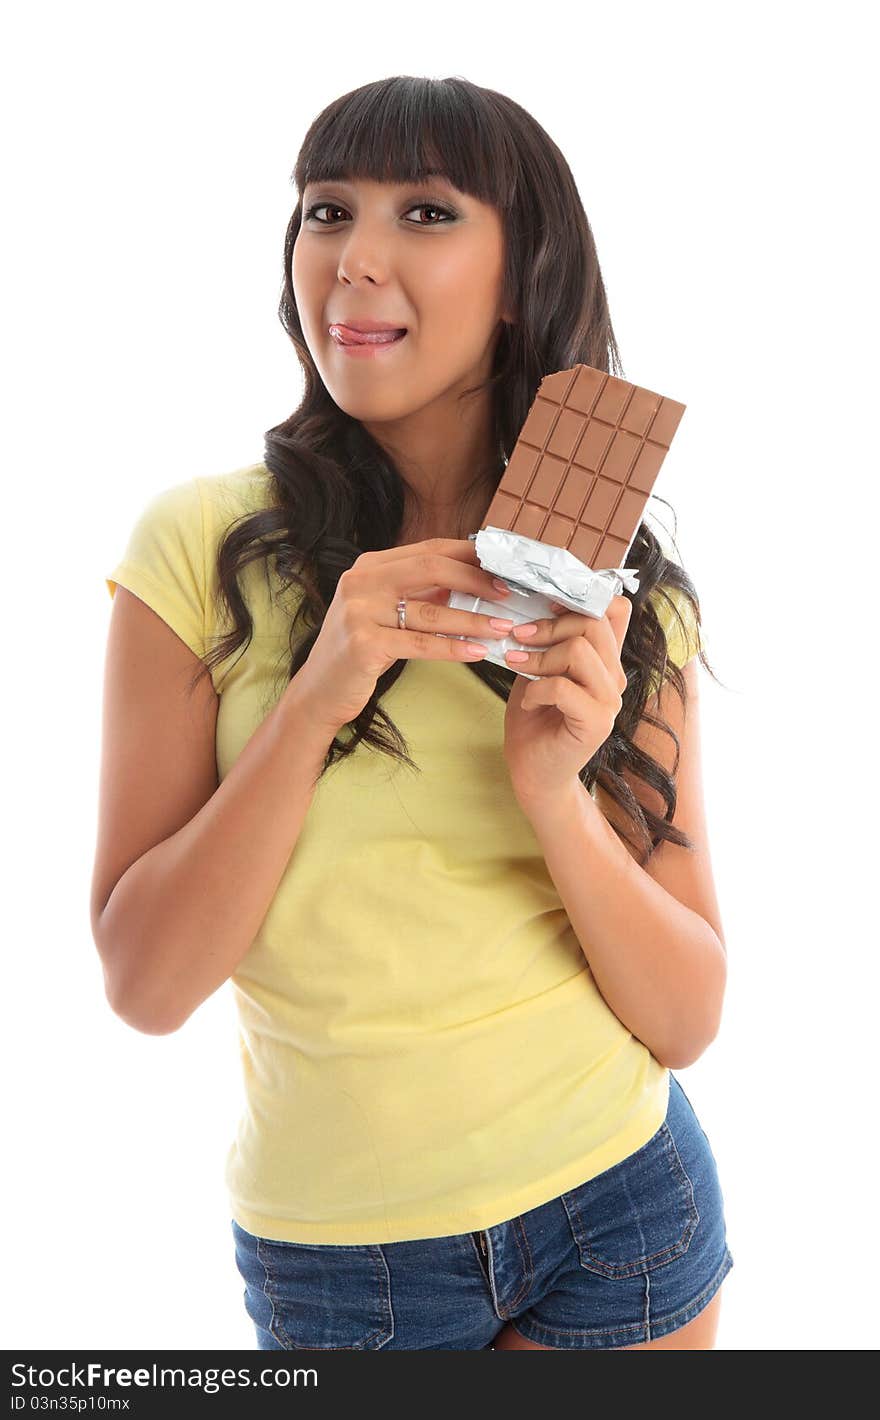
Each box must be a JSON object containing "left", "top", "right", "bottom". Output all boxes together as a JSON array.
[{"left": 293, "top": 538, "right": 514, "bottom": 736}]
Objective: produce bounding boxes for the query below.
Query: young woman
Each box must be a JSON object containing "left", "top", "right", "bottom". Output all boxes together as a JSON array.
[{"left": 94, "top": 75, "right": 734, "bottom": 1351}]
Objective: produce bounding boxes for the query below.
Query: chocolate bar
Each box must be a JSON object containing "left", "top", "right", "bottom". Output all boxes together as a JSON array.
[{"left": 481, "top": 364, "right": 686, "bottom": 569}]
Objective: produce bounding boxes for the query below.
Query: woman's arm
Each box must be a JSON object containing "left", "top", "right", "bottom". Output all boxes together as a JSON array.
[
  {"left": 92, "top": 590, "right": 335, "bottom": 1034},
  {"left": 516, "top": 659, "right": 727, "bottom": 1070}
]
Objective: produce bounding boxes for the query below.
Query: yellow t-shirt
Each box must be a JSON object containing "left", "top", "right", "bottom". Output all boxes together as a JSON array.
[{"left": 105, "top": 463, "right": 701, "bottom": 1245}]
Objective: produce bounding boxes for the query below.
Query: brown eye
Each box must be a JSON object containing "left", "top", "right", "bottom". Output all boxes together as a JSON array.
[
  {"left": 404, "top": 204, "right": 455, "bottom": 225},
  {"left": 304, "top": 203, "right": 348, "bottom": 225}
]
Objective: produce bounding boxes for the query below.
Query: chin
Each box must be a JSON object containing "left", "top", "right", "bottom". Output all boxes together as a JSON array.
[{"left": 322, "top": 386, "right": 421, "bottom": 423}]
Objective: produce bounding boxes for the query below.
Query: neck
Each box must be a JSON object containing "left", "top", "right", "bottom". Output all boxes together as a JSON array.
[{"left": 363, "top": 394, "right": 505, "bottom": 545}]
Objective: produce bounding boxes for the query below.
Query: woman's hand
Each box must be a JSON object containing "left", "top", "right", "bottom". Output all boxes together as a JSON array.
[
  {"left": 502, "top": 594, "right": 633, "bottom": 807},
  {"left": 294, "top": 539, "right": 510, "bottom": 737}
]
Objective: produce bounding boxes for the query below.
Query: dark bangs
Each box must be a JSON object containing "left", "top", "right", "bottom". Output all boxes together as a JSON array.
[{"left": 291, "top": 76, "right": 518, "bottom": 213}]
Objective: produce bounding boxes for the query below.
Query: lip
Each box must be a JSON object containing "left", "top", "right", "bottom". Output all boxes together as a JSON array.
[
  {"left": 329, "top": 318, "right": 408, "bottom": 333},
  {"left": 329, "top": 328, "right": 408, "bottom": 357}
]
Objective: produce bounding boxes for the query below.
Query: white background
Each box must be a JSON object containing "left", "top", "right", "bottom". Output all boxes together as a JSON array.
[{"left": 3, "top": 0, "right": 877, "bottom": 1352}]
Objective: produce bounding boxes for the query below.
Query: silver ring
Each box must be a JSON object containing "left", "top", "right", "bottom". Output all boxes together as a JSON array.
[{"left": 397, "top": 596, "right": 407, "bottom": 630}]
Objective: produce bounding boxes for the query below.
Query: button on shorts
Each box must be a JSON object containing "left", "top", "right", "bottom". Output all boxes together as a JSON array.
[{"left": 231, "top": 1071, "right": 734, "bottom": 1349}]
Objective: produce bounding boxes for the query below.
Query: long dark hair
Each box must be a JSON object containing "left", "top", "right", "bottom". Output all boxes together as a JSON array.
[{"left": 195, "top": 75, "right": 722, "bottom": 865}]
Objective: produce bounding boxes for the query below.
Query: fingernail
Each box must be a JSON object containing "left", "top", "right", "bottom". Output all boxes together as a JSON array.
[
  {"left": 506, "top": 649, "right": 530, "bottom": 663},
  {"left": 492, "top": 577, "right": 512, "bottom": 593},
  {"left": 489, "top": 617, "right": 514, "bottom": 631},
  {"left": 464, "top": 642, "right": 488, "bottom": 657},
  {"left": 513, "top": 622, "right": 538, "bottom": 638}
]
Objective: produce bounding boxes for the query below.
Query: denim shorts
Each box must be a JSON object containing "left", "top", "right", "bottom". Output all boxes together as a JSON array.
[{"left": 231, "top": 1071, "right": 734, "bottom": 1350}]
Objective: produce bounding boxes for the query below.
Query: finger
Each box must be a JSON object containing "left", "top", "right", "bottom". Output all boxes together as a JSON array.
[
  {"left": 506, "top": 637, "right": 613, "bottom": 700},
  {"left": 547, "top": 594, "right": 631, "bottom": 624},
  {"left": 358, "top": 550, "right": 504, "bottom": 606},
  {"left": 509, "top": 607, "right": 584, "bottom": 645},
  {"left": 395, "top": 593, "right": 517, "bottom": 643},
  {"left": 511, "top": 605, "right": 607, "bottom": 652},
  {"left": 359, "top": 537, "right": 481, "bottom": 566},
  {"left": 408, "top": 585, "right": 451, "bottom": 604},
  {"left": 606, "top": 593, "right": 633, "bottom": 651},
  {"left": 520, "top": 674, "right": 596, "bottom": 740},
  {"left": 390, "top": 625, "right": 490, "bottom": 664},
  {"left": 538, "top": 597, "right": 630, "bottom": 664},
  {"left": 588, "top": 600, "right": 628, "bottom": 666}
]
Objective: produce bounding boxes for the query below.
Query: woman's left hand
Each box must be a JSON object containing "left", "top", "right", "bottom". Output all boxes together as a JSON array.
[{"left": 502, "top": 594, "right": 633, "bottom": 806}]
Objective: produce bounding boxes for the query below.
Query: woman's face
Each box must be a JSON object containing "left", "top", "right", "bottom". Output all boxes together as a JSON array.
[{"left": 292, "top": 175, "right": 510, "bottom": 423}]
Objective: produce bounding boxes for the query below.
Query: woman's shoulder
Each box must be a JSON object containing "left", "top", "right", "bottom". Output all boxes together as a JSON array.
[{"left": 196, "top": 461, "right": 279, "bottom": 527}]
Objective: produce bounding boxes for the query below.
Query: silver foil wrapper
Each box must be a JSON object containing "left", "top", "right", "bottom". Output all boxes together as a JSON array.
[{"left": 446, "top": 527, "right": 640, "bottom": 681}]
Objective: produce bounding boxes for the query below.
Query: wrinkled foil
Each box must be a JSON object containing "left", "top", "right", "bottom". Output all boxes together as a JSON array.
[{"left": 445, "top": 527, "right": 641, "bottom": 680}]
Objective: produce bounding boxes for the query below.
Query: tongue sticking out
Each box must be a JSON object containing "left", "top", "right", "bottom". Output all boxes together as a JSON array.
[{"left": 331, "top": 325, "right": 407, "bottom": 346}]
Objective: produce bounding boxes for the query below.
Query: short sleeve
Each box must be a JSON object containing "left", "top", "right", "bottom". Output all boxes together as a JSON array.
[
  {"left": 645, "top": 583, "right": 702, "bottom": 699},
  {"left": 105, "top": 477, "right": 207, "bottom": 661}
]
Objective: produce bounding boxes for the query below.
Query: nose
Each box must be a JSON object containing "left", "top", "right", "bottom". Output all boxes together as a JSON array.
[{"left": 334, "top": 220, "right": 395, "bottom": 286}]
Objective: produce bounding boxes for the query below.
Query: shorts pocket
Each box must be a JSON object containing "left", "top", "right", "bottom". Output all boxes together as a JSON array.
[
  {"left": 255, "top": 1237, "right": 394, "bottom": 1350},
  {"left": 560, "top": 1121, "right": 700, "bottom": 1279}
]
